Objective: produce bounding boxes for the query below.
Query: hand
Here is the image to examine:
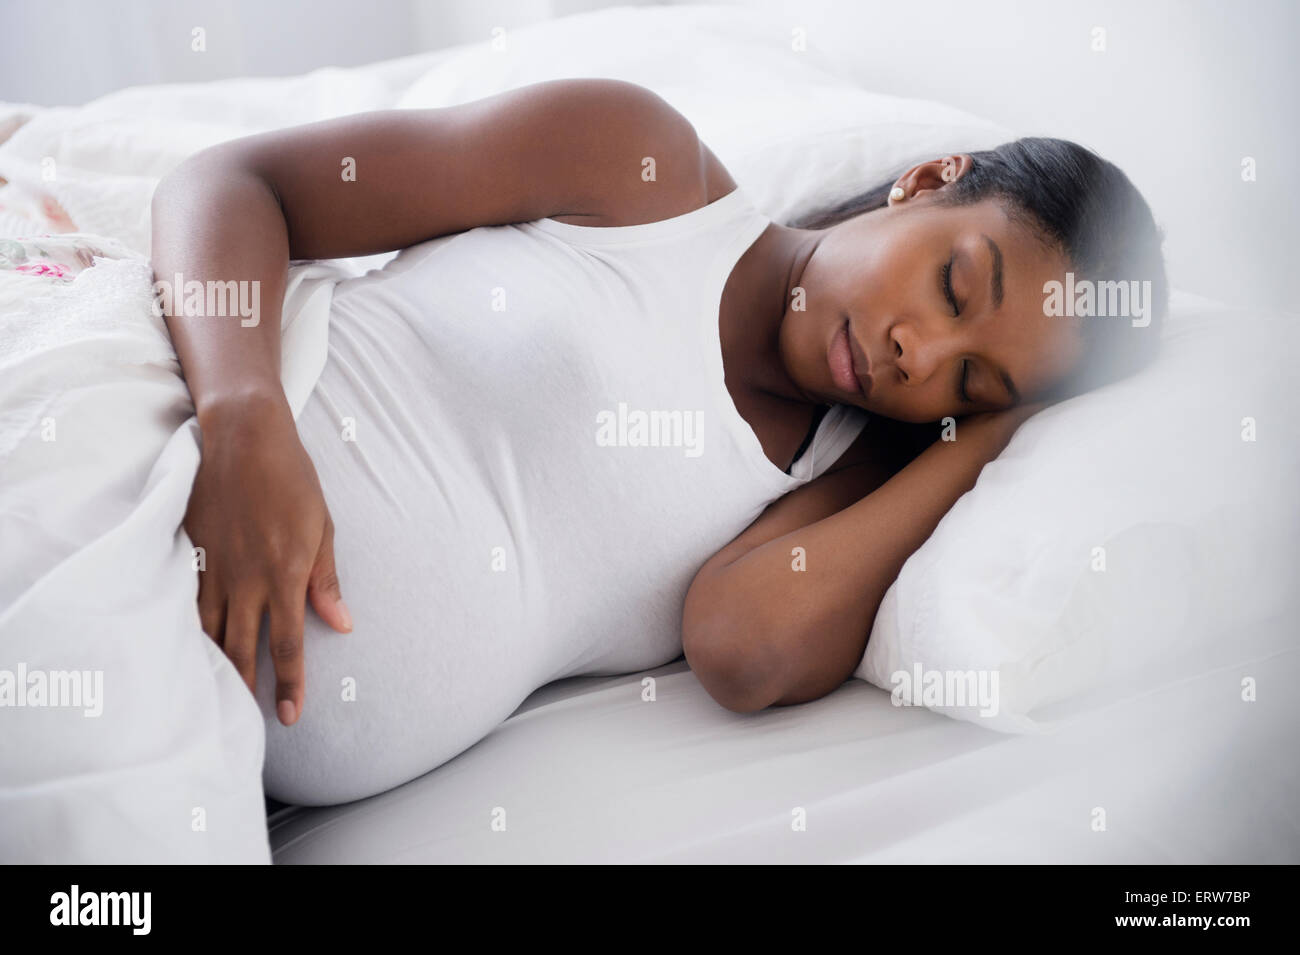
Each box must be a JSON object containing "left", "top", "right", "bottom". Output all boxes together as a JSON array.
[
  {"left": 960, "top": 399, "right": 1050, "bottom": 449},
  {"left": 186, "top": 393, "right": 352, "bottom": 725}
]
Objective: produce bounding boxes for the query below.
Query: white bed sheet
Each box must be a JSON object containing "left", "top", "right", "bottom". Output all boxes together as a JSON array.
[{"left": 269, "top": 617, "right": 1299, "bottom": 864}]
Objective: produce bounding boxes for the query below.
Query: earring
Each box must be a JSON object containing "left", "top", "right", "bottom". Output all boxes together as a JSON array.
[
  {"left": 941, "top": 164, "right": 956, "bottom": 183},
  {"left": 889, "top": 186, "right": 905, "bottom": 203}
]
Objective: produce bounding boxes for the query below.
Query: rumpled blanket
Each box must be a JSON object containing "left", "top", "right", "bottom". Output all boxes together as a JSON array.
[{"left": 0, "top": 237, "right": 343, "bottom": 862}]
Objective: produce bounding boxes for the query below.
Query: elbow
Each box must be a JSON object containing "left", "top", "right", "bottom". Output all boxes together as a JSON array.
[
  {"left": 682, "top": 615, "right": 784, "bottom": 714},
  {"left": 150, "top": 151, "right": 213, "bottom": 226},
  {"left": 154, "top": 146, "right": 218, "bottom": 197},
  {"left": 150, "top": 164, "right": 183, "bottom": 218},
  {"left": 152, "top": 143, "right": 258, "bottom": 210}
]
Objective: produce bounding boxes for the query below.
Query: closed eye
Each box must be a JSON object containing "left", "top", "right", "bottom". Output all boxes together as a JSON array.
[{"left": 939, "top": 255, "right": 959, "bottom": 317}]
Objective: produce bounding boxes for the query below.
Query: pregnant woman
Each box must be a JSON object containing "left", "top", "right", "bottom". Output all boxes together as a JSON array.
[{"left": 150, "top": 79, "right": 1166, "bottom": 805}]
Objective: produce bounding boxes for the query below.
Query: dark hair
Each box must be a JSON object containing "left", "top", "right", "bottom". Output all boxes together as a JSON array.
[{"left": 790, "top": 137, "right": 1168, "bottom": 399}]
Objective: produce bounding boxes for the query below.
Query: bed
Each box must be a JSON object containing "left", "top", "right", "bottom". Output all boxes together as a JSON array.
[
  {"left": 3, "top": 4, "right": 1296, "bottom": 864},
  {"left": 268, "top": 629, "right": 1300, "bottom": 864}
]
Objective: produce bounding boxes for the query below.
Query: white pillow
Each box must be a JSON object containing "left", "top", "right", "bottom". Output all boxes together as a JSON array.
[
  {"left": 856, "top": 298, "right": 1299, "bottom": 731},
  {"left": 393, "top": 5, "right": 1012, "bottom": 225}
]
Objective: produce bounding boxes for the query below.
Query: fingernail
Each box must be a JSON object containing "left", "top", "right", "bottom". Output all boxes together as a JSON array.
[
  {"left": 337, "top": 599, "right": 353, "bottom": 632},
  {"left": 277, "top": 699, "right": 297, "bottom": 726}
]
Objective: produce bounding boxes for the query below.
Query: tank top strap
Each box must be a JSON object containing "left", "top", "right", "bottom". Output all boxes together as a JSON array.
[{"left": 786, "top": 403, "right": 869, "bottom": 482}]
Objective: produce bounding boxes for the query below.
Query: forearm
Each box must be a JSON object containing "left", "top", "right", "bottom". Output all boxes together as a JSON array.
[
  {"left": 692, "top": 414, "right": 1025, "bottom": 709},
  {"left": 150, "top": 149, "right": 291, "bottom": 427}
]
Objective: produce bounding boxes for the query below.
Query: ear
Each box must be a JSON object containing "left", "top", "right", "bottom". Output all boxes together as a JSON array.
[{"left": 889, "top": 154, "right": 974, "bottom": 204}]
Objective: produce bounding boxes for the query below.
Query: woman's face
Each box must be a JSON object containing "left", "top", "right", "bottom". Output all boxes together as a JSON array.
[{"left": 783, "top": 161, "right": 1084, "bottom": 423}]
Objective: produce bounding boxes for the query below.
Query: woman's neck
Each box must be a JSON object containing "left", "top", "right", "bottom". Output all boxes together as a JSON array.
[{"left": 719, "top": 222, "right": 824, "bottom": 406}]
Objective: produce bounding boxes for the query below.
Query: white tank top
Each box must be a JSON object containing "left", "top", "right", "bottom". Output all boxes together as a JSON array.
[
  {"left": 262, "top": 186, "right": 868, "bottom": 802},
  {"left": 319, "top": 185, "right": 865, "bottom": 675}
]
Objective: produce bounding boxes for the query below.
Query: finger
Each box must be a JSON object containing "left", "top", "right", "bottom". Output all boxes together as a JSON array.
[
  {"left": 197, "top": 585, "right": 225, "bottom": 645},
  {"left": 267, "top": 583, "right": 306, "bottom": 727},
  {"left": 196, "top": 574, "right": 227, "bottom": 648},
  {"left": 223, "top": 591, "right": 265, "bottom": 696},
  {"left": 307, "top": 517, "right": 352, "bottom": 634}
]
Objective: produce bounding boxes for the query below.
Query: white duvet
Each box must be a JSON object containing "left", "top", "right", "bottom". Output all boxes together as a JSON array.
[
  {"left": 0, "top": 249, "right": 267, "bottom": 862},
  {"left": 0, "top": 242, "right": 349, "bottom": 862}
]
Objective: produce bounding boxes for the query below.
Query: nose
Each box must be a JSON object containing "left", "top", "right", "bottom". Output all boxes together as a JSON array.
[{"left": 889, "top": 322, "right": 951, "bottom": 386}]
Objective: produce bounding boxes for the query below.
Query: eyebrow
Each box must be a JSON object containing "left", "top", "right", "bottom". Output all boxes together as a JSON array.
[{"left": 978, "top": 234, "right": 1016, "bottom": 403}]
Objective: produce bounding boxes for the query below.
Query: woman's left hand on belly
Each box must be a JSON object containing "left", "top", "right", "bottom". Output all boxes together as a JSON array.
[{"left": 186, "top": 394, "right": 354, "bottom": 726}]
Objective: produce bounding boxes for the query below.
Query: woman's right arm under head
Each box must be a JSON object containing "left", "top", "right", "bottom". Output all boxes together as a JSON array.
[{"left": 682, "top": 404, "right": 1043, "bottom": 714}]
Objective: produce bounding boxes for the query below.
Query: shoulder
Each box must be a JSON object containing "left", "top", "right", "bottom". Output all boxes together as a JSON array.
[{"left": 543, "top": 78, "right": 737, "bottom": 227}]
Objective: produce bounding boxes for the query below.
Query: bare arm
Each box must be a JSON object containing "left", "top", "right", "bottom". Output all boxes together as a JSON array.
[
  {"left": 681, "top": 405, "right": 1041, "bottom": 712},
  {"left": 151, "top": 78, "right": 716, "bottom": 723},
  {"left": 153, "top": 77, "right": 713, "bottom": 422}
]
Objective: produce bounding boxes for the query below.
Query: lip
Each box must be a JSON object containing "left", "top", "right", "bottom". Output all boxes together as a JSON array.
[
  {"left": 846, "top": 321, "right": 873, "bottom": 399},
  {"left": 828, "top": 320, "right": 860, "bottom": 396}
]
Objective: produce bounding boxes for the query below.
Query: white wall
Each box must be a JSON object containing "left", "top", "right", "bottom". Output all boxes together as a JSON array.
[
  {"left": 1, "top": 0, "right": 1293, "bottom": 310},
  {"left": 0, "top": 0, "right": 647, "bottom": 105},
  {"left": 0, "top": 0, "right": 415, "bottom": 102}
]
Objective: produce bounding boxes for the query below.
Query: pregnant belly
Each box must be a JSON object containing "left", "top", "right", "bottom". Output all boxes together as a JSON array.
[{"left": 254, "top": 363, "right": 538, "bottom": 806}]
